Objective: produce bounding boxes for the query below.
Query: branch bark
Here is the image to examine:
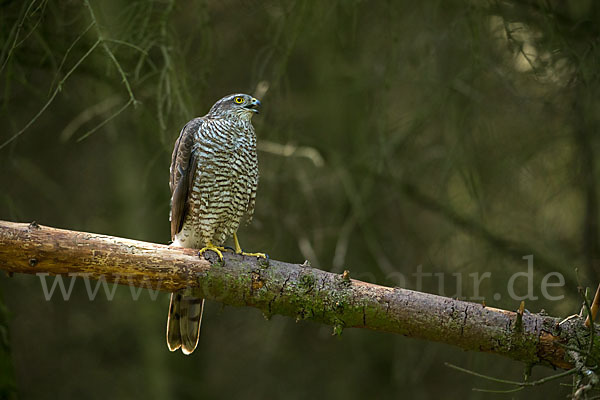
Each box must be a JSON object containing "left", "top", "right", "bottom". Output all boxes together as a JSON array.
[{"left": 0, "top": 220, "right": 595, "bottom": 370}]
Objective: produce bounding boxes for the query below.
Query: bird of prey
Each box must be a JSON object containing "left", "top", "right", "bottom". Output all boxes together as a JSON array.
[{"left": 166, "top": 93, "right": 263, "bottom": 354}]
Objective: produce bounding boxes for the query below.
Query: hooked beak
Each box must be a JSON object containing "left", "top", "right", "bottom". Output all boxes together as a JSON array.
[{"left": 244, "top": 97, "right": 261, "bottom": 113}]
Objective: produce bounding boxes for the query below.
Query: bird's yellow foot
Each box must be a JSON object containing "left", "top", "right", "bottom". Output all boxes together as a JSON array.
[
  {"left": 242, "top": 251, "right": 268, "bottom": 258},
  {"left": 198, "top": 243, "right": 227, "bottom": 261},
  {"left": 233, "top": 233, "right": 268, "bottom": 259}
]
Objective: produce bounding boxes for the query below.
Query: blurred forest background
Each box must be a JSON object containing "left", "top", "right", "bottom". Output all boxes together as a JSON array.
[{"left": 1, "top": 0, "right": 600, "bottom": 398}]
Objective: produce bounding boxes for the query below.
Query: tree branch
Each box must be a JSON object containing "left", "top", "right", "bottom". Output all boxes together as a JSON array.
[{"left": 0, "top": 220, "right": 595, "bottom": 370}]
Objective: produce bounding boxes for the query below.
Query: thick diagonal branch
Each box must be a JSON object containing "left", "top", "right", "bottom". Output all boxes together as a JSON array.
[{"left": 0, "top": 220, "right": 595, "bottom": 370}]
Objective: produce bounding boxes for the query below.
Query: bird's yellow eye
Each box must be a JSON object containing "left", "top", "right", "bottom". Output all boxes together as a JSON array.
[{"left": 234, "top": 96, "right": 244, "bottom": 104}]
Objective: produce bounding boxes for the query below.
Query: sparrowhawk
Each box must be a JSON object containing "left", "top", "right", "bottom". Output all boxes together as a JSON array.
[{"left": 166, "top": 93, "right": 263, "bottom": 354}]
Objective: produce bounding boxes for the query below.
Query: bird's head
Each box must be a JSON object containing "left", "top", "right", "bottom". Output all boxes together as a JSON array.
[{"left": 207, "top": 93, "right": 261, "bottom": 121}]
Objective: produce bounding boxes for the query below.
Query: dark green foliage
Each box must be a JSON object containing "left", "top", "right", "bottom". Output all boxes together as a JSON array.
[
  {"left": 0, "top": 288, "right": 16, "bottom": 400},
  {"left": 1, "top": 0, "right": 600, "bottom": 398}
]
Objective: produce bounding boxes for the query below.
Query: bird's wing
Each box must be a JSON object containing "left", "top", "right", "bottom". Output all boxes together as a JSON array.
[{"left": 169, "top": 118, "right": 202, "bottom": 240}]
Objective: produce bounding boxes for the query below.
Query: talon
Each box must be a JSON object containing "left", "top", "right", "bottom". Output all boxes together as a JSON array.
[
  {"left": 198, "top": 243, "right": 226, "bottom": 261},
  {"left": 241, "top": 251, "right": 267, "bottom": 259}
]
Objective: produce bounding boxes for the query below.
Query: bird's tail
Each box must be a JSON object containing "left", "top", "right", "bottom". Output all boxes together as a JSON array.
[{"left": 166, "top": 289, "right": 204, "bottom": 355}]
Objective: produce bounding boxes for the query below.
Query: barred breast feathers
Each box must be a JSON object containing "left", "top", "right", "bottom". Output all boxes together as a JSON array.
[{"left": 170, "top": 116, "right": 258, "bottom": 247}]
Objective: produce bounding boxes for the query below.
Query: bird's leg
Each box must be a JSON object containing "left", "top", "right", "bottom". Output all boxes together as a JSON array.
[
  {"left": 233, "top": 232, "right": 267, "bottom": 258},
  {"left": 233, "top": 233, "right": 242, "bottom": 254},
  {"left": 198, "top": 242, "right": 227, "bottom": 261}
]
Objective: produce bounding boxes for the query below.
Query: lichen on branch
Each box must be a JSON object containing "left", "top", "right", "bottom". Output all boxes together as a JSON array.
[{"left": 0, "top": 220, "right": 595, "bottom": 370}]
